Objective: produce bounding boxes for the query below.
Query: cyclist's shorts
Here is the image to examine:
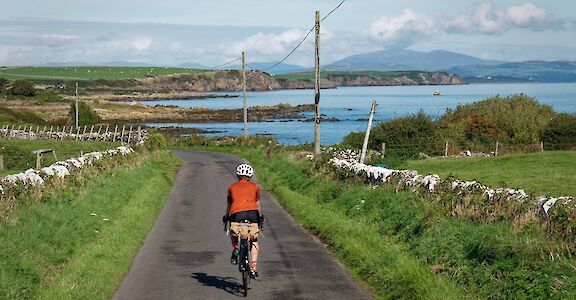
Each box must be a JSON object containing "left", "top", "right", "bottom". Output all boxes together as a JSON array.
[{"left": 230, "top": 210, "right": 259, "bottom": 223}]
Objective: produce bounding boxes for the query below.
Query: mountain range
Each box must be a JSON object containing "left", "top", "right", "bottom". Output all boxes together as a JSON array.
[{"left": 40, "top": 49, "right": 576, "bottom": 82}]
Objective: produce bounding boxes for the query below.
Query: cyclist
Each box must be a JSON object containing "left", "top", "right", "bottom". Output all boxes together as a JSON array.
[{"left": 223, "top": 163, "right": 262, "bottom": 279}]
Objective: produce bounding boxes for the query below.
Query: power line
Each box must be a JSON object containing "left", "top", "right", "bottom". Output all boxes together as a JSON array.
[
  {"left": 207, "top": 57, "right": 242, "bottom": 70},
  {"left": 255, "top": 0, "right": 347, "bottom": 72},
  {"left": 321, "top": 0, "right": 346, "bottom": 22}
]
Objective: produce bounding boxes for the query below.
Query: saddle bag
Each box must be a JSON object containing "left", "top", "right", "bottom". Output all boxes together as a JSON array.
[{"left": 230, "top": 222, "right": 260, "bottom": 240}]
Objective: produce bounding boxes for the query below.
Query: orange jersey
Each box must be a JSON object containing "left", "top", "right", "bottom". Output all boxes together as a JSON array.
[{"left": 227, "top": 179, "right": 260, "bottom": 215}]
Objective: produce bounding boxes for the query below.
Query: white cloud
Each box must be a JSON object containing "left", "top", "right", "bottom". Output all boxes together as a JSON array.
[
  {"left": 223, "top": 28, "right": 309, "bottom": 56},
  {"left": 446, "top": 1, "right": 553, "bottom": 34},
  {"left": 132, "top": 37, "right": 152, "bottom": 51},
  {"left": 364, "top": 9, "right": 438, "bottom": 49}
]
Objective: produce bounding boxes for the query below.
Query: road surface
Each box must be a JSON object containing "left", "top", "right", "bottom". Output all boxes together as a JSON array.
[{"left": 113, "top": 150, "right": 371, "bottom": 299}]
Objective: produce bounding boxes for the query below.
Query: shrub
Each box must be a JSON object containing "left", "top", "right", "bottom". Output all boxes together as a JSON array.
[
  {"left": 0, "top": 144, "right": 35, "bottom": 170},
  {"left": 0, "top": 77, "right": 8, "bottom": 92},
  {"left": 6, "top": 80, "right": 36, "bottom": 97},
  {"left": 68, "top": 101, "right": 101, "bottom": 125},
  {"left": 369, "top": 111, "right": 438, "bottom": 157},
  {"left": 437, "top": 94, "right": 554, "bottom": 145},
  {"left": 146, "top": 132, "right": 168, "bottom": 151},
  {"left": 542, "top": 113, "right": 576, "bottom": 150},
  {"left": 36, "top": 90, "right": 62, "bottom": 102}
]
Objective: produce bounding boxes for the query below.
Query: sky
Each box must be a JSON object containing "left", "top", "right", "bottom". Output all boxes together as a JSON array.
[{"left": 1, "top": 0, "right": 575, "bottom": 67}]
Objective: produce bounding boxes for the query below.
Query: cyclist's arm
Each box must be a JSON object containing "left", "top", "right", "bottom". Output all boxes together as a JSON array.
[{"left": 225, "top": 187, "right": 232, "bottom": 216}]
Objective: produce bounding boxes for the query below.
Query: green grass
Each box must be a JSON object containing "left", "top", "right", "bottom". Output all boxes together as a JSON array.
[
  {"left": 403, "top": 151, "right": 576, "bottom": 197},
  {"left": 0, "top": 66, "right": 204, "bottom": 80},
  {"left": 0, "top": 138, "right": 120, "bottom": 176},
  {"left": 0, "top": 151, "right": 180, "bottom": 299},
  {"left": 0, "top": 106, "right": 47, "bottom": 125},
  {"left": 179, "top": 139, "right": 576, "bottom": 299}
]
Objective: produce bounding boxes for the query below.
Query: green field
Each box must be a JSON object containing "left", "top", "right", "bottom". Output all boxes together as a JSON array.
[
  {"left": 0, "top": 66, "right": 204, "bottom": 80},
  {"left": 403, "top": 151, "right": 576, "bottom": 197},
  {"left": 0, "top": 138, "right": 120, "bottom": 175}
]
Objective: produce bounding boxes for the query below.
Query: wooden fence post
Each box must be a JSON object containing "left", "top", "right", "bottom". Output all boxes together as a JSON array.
[
  {"left": 121, "top": 125, "right": 126, "bottom": 144},
  {"left": 0, "top": 155, "right": 3, "bottom": 170},
  {"left": 113, "top": 125, "right": 118, "bottom": 142},
  {"left": 381, "top": 143, "right": 386, "bottom": 156},
  {"left": 495, "top": 141, "right": 499, "bottom": 157},
  {"left": 127, "top": 126, "right": 133, "bottom": 144},
  {"left": 540, "top": 141, "right": 544, "bottom": 152},
  {"left": 445, "top": 140, "right": 449, "bottom": 157}
]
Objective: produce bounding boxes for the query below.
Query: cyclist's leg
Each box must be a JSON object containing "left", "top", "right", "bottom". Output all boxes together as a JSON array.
[{"left": 251, "top": 241, "right": 259, "bottom": 269}]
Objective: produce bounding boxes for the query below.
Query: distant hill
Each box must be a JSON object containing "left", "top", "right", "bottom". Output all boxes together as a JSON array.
[
  {"left": 226, "top": 62, "right": 308, "bottom": 74},
  {"left": 448, "top": 61, "right": 576, "bottom": 83},
  {"left": 177, "top": 62, "right": 208, "bottom": 69},
  {"left": 325, "top": 49, "right": 503, "bottom": 72}
]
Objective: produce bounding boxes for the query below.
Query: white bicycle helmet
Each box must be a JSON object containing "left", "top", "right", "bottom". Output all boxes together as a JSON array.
[{"left": 236, "top": 163, "right": 254, "bottom": 177}]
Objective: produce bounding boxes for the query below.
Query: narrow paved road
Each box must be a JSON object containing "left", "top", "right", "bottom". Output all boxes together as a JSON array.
[{"left": 113, "top": 150, "right": 371, "bottom": 299}]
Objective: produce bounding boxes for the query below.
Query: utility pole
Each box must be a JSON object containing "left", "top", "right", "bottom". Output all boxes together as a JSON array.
[
  {"left": 314, "top": 10, "right": 321, "bottom": 155},
  {"left": 242, "top": 51, "right": 248, "bottom": 139},
  {"left": 75, "top": 82, "right": 79, "bottom": 128},
  {"left": 360, "top": 101, "right": 378, "bottom": 164}
]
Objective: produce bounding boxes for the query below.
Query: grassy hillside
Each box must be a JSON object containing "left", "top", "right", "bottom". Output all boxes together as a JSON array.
[
  {"left": 403, "top": 151, "right": 576, "bottom": 197},
  {"left": 0, "top": 106, "right": 47, "bottom": 125},
  {"left": 0, "top": 66, "right": 204, "bottom": 80}
]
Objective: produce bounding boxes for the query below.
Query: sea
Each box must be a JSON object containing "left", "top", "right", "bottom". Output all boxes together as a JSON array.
[{"left": 144, "top": 83, "right": 576, "bottom": 145}]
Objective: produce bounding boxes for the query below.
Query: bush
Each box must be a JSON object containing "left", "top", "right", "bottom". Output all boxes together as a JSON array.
[
  {"left": 6, "top": 80, "right": 36, "bottom": 97},
  {"left": 369, "top": 111, "right": 438, "bottom": 157},
  {"left": 68, "top": 101, "right": 101, "bottom": 125},
  {"left": 0, "top": 144, "right": 35, "bottom": 170},
  {"left": 542, "top": 113, "right": 576, "bottom": 150},
  {"left": 146, "top": 132, "right": 168, "bottom": 151},
  {"left": 0, "top": 77, "right": 8, "bottom": 92},
  {"left": 36, "top": 90, "right": 62, "bottom": 102},
  {"left": 437, "top": 94, "right": 554, "bottom": 145}
]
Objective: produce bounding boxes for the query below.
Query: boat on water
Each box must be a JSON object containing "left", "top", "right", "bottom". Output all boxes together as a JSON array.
[{"left": 433, "top": 90, "right": 442, "bottom": 96}]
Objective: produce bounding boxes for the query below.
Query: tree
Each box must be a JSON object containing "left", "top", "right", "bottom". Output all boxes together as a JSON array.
[
  {"left": 6, "top": 79, "right": 36, "bottom": 96},
  {"left": 69, "top": 101, "right": 101, "bottom": 126}
]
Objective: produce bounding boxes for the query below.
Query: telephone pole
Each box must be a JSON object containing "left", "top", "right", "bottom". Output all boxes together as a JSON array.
[
  {"left": 75, "top": 82, "right": 79, "bottom": 128},
  {"left": 313, "top": 10, "right": 321, "bottom": 155},
  {"left": 242, "top": 51, "right": 248, "bottom": 139},
  {"left": 360, "top": 101, "right": 378, "bottom": 164}
]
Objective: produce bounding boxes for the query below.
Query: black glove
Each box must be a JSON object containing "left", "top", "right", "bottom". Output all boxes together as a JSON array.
[{"left": 222, "top": 215, "right": 229, "bottom": 224}]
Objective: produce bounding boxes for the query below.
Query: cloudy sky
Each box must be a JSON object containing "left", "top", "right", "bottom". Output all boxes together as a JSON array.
[{"left": 1, "top": 0, "right": 575, "bottom": 67}]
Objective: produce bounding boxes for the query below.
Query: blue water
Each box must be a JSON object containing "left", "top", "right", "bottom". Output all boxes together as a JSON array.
[{"left": 145, "top": 83, "right": 576, "bottom": 145}]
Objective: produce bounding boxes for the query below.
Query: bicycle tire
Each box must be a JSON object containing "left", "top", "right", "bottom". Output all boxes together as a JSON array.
[{"left": 242, "top": 269, "right": 249, "bottom": 296}]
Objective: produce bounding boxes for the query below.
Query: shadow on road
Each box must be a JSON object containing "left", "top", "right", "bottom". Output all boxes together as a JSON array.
[{"left": 191, "top": 272, "right": 246, "bottom": 296}]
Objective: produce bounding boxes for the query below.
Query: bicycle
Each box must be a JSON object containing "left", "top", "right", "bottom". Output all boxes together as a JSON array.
[{"left": 225, "top": 219, "right": 262, "bottom": 297}]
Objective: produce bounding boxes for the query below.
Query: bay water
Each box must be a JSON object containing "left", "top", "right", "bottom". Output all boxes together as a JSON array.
[{"left": 145, "top": 83, "right": 576, "bottom": 145}]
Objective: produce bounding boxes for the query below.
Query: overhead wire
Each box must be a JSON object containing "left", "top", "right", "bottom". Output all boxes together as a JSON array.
[
  {"left": 207, "top": 57, "right": 242, "bottom": 70},
  {"left": 254, "top": 0, "right": 347, "bottom": 72}
]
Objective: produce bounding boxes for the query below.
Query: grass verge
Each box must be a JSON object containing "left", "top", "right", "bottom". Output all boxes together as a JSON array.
[{"left": 0, "top": 151, "right": 179, "bottom": 299}]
